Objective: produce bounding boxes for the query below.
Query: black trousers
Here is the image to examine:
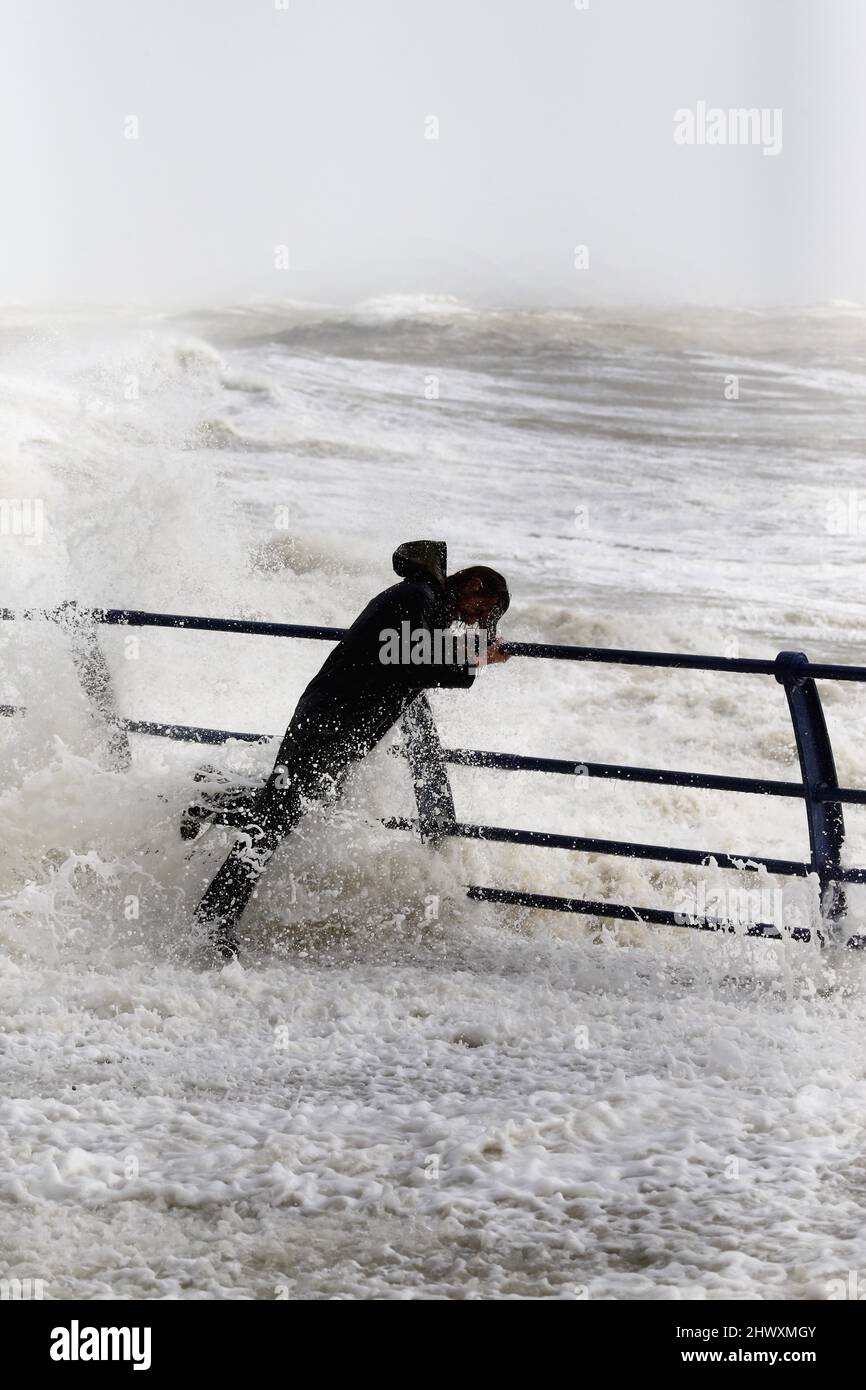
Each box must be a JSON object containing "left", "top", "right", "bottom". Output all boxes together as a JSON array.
[
  {"left": 192, "top": 692, "right": 453, "bottom": 944},
  {"left": 194, "top": 720, "right": 356, "bottom": 941}
]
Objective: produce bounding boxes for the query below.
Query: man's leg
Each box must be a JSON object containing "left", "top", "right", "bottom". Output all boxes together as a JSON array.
[
  {"left": 194, "top": 787, "right": 300, "bottom": 954},
  {"left": 194, "top": 729, "right": 353, "bottom": 958}
]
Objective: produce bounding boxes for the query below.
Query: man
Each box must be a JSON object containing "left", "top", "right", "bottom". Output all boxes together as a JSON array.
[{"left": 192, "top": 541, "right": 510, "bottom": 960}]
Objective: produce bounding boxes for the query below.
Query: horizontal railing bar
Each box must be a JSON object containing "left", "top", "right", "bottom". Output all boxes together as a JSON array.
[
  {"left": 121, "top": 719, "right": 269, "bottom": 745},
  {"left": 502, "top": 640, "right": 866, "bottom": 683},
  {"left": 0, "top": 705, "right": 269, "bottom": 745},
  {"left": 500, "top": 640, "right": 780, "bottom": 675},
  {"left": 819, "top": 785, "right": 866, "bottom": 806},
  {"left": 4, "top": 605, "right": 866, "bottom": 682},
  {"left": 827, "top": 865, "right": 866, "bottom": 884},
  {"left": 10, "top": 705, "right": 866, "bottom": 808},
  {"left": 465, "top": 886, "right": 807, "bottom": 942},
  {"left": 104, "top": 608, "right": 346, "bottom": 643},
  {"left": 0, "top": 605, "right": 347, "bottom": 643},
  {"left": 383, "top": 816, "right": 813, "bottom": 878},
  {"left": 100, "top": 609, "right": 348, "bottom": 642},
  {"left": 466, "top": 886, "right": 866, "bottom": 948},
  {"left": 805, "top": 663, "right": 866, "bottom": 683},
  {"left": 441, "top": 747, "right": 807, "bottom": 799}
]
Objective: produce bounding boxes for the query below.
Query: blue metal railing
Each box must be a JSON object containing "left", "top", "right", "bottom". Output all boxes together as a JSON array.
[{"left": 3, "top": 602, "right": 866, "bottom": 947}]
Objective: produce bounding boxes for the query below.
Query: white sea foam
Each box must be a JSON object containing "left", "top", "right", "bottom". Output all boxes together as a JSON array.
[{"left": 1, "top": 303, "right": 865, "bottom": 1299}]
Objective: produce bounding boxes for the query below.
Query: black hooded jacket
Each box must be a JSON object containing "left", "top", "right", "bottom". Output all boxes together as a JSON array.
[{"left": 290, "top": 577, "right": 476, "bottom": 758}]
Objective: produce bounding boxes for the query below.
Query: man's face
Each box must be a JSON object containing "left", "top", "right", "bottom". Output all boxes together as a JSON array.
[{"left": 453, "top": 581, "right": 500, "bottom": 628}]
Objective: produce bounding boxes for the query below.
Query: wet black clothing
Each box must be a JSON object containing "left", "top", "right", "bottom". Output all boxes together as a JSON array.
[
  {"left": 291, "top": 578, "right": 474, "bottom": 750},
  {"left": 195, "top": 577, "right": 476, "bottom": 944}
]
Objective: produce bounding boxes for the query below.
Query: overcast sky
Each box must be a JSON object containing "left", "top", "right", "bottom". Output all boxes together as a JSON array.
[{"left": 1, "top": 0, "right": 864, "bottom": 307}]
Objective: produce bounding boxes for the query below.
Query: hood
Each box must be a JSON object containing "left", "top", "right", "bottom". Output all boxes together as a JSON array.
[{"left": 392, "top": 540, "right": 448, "bottom": 589}]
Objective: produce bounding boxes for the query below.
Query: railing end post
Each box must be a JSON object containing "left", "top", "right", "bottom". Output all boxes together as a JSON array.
[
  {"left": 53, "top": 600, "right": 132, "bottom": 772},
  {"left": 774, "top": 650, "right": 810, "bottom": 688},
  {"left": 775, "top": 649, "right": 847, "bottom": 933}
]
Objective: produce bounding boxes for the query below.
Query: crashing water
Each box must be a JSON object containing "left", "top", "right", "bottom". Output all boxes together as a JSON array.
[{"left": 1, "top": 297, "right": 865, "bottom": 1298}]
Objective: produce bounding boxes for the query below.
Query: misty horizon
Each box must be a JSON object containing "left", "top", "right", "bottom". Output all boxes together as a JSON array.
[{"left": 3, "top": 0, "right": 865, "bottom": 309}]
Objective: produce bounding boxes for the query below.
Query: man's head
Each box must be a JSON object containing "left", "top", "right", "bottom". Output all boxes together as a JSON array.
[{"left": 446, "top": 566, "right": 510, "bottom": 632}]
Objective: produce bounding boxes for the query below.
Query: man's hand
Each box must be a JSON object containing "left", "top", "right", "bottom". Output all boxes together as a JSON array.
[{"left": 480, "top": 639, "right": 510, "bottom": 667}]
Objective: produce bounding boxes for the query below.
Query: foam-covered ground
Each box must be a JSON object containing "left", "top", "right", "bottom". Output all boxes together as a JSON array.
[
  {"left": 3, "top": 923, "right": 865, "bottom": 1300},
  {"left": 2, "top": 301, "right": 866, "bottom": 1298}
]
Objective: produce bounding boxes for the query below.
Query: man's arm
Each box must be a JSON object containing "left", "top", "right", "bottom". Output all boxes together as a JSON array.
[{"left": 374, "top": 582, "right": 478, "bottom": 691}]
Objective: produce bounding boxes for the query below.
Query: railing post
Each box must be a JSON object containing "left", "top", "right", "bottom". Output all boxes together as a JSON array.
[
  {"left": 55, "top": 601, "right": 132, "bottom": 771},
  {"left": 399, "top": 693, "right": 456, "bottom": 847},
  {"left": 774, "top": 651, "right": 845, "bottom": 927}
]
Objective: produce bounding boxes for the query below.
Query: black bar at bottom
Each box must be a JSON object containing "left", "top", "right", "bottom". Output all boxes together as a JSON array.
[
  {"left": 466, "top": 885, "right": 806, "bottom": 940},
  {"left": 466, "top": 885, "right": 866, "bottom": 949}
]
